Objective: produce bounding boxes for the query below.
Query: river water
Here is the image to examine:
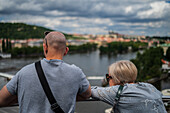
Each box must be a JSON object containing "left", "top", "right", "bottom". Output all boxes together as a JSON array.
[
  {"left": 0, "top": 50, "right": 137, "bottom": 76},
  {"left": 0, "top": 50, "right": 137, "bottom": 89}
]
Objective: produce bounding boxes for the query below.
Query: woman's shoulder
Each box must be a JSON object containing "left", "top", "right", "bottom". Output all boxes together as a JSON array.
[
  {"left": 124, "top": 82, "right": 162, "bottom": 99},
  {"left": 125, "top": 82, "right": 156, "bottom": 88}
]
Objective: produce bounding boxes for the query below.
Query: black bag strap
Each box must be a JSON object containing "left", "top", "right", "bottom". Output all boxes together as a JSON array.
[
  {"left": 35, "top": 61, "right": 64, "bottom": 113},
  {"left": 112, "top": 85, "right": 124, "bottom": 113}
]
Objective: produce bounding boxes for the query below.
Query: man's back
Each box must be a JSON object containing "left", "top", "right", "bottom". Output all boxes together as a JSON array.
[{"left": 6, "top": 58, "right": 90, "bottom": 113}]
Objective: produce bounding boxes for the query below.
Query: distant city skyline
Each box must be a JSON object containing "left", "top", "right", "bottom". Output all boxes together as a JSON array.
[{"left": 0, "top": 0, "right": 170, "bottom": 36}]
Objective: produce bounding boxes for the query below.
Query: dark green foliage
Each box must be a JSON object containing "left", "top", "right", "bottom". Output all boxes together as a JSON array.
[
  {"left": 65, "top": 35, "right": 87, "bottom": 40},
  {"left": 11, "top": 46, "right": 43, "bottom": 57},
  {"left": 2, "top": 39, "right": 6, "bottom": 52},
  {"left": 99, "top": 46, "right": 108, "bottom": 54},
  {"left": 2, "top": 38, "right": 12, "bottom": 53},
  {"left": 166, "top": 47, "right": 170, "bottom": 61},
  {"left": 8, "top": 41, "right": 12, "bottom": 51},
  {"left": 99, "top": 41, "right": 147, "bottom": 54},
  {"left": 0, "top": 22, "right": 86, "bottom": 40},
  {"left": 149, "top": 36, "right": 170, "bottom": 40},
  {"left": 68, "top": 43, "right": 97, "bottom": 53},
  {"left": 6, "top": 38, "right": 9, "bottom": 51},
  {"left": 10, "top": 43, "right": 97, "bottom": 57},
  {"left": 0, "top": 23, "right": 53, "bottom": 39},
  {"left": 131, "top": 47, "right": 164, "bottom": 81}
]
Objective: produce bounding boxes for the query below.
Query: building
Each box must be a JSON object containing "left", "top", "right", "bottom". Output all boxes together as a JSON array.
[
  {"left": 28, "top": 39, "right": 43, "bottom": 47},
  {"left": 11, "top": 40, "right": 28, "bottom": 48},
  {"left": 159, "top": 43, "right": 170, "bottom": 56}
]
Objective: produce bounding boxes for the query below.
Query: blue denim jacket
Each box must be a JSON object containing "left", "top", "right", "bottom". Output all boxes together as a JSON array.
[{"left": 91, "top": 82, "right": 167, "bottom": 113}]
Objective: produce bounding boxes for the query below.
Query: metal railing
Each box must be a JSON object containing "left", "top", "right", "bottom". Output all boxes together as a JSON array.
[
  {"left": 0, "top": 97, "right": 170, "bottom": 113},
  {"left": 0, "top": 72, "right": 170, "bottom": 112}
]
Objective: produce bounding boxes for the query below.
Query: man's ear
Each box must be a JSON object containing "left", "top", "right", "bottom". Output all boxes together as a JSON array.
[
  {"left": 43, "top": 43, "right": 47, "bottom": 52},
  {"left": 43, "top": 43, "right": 48, "bottom": 56},
  {"left": 64, "top": 47, "right": 69, "bottom": 56}
]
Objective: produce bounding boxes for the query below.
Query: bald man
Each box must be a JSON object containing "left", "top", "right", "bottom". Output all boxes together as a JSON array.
[{"left": 0, "top": 31, "right": 91, "bottom": 113}]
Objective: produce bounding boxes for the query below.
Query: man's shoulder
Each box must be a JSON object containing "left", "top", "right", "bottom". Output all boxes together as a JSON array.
[
  {"left": 19, "top": 62, "right": 35, "bottom": 74},
  {"left": 63, "top": 62, "right": 82, "bottom": 71}
]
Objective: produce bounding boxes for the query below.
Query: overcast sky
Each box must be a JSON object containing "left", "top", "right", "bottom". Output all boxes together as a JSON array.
[{"left": 0, "top": 0, "right": 170, "bottom": 36}]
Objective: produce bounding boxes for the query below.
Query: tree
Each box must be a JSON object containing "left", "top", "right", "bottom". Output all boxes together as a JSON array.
[
  {"left": 6, "top": 38, "right": 9, "bottom": 51},
  {"left": 8, "top": 40, "right": 12, "bottom": 51},
  {"left": 131, "top": 47, "right": 163, "bottom": 81},
  {"left": 166, "top": 47, "right": 170, "bottom": 61},
  {"left": 2, "top": 38, "right": 6, "bottom": 53}
]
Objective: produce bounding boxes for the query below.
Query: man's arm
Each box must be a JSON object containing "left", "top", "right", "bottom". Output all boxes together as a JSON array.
[
  {"left": 76, "top": 85, "right": 91, "bottom": 101},
  {"left": 0, "top": 86, "right": 18, "bottom": 107}
]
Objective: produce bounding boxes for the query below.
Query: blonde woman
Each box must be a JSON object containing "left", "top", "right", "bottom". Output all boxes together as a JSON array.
[{"left": 91, "top": 60, "right": 167, "bottom": 113}]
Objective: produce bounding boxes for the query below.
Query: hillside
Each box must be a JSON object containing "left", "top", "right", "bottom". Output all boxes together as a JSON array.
[{"left": 0, "top": 22, "right": 76, "bottom": 39}]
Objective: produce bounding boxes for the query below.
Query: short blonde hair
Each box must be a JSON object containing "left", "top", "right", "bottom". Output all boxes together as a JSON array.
[{"left": 109, "top": 60, "right": 137, "bottom": 84}]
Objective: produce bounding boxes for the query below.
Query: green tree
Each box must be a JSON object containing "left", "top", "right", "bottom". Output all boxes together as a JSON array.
[
  {"left": 2, "top": 38, "right": 6, "bottom": 53},
  {"left": 68, "top": 43, "right": 97, "bottom": 53},
  {"left": 11, "top": 46, "right": 43, "bottom": 57},
  {"left": 166, "top": 47, "right": 170, "bottom": 61},
  {"left": 8, "top": 40, "right": 12, "bottom": 51},
  {"left": 6, "top": 38, "right": 9, "bottom": 51},
  {"left": 131, "top": 47, "right": 163, "bottom": 81},
  {"left": 100, "top": 41, "right": 147, "bottom": 55}
]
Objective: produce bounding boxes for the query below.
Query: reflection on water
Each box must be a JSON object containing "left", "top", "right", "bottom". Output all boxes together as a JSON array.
[
  {"left": 0, "top": 50, "right": 137, "bottom": 76},
  {"left": 0, "top": 50, "right": 137, "bottom": 89},
  {"left": 64, "top": 50, "right": 137, "bottom": 76}
]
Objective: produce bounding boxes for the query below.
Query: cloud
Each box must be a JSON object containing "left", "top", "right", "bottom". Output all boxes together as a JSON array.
[
  {"left": 0, "top": 0, "right": 170, "bottom": 36},
  {"left": 137, "top": 1, "right": 170, "bottom": 19}
]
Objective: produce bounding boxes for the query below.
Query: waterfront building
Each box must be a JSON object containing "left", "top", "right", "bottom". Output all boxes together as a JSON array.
[{"left": 159, "top": 43, "right": 170, "bottom": 56}]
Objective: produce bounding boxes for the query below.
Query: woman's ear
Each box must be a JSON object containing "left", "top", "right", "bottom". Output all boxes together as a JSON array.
[{"left": 109, "top": 78, "right": 116, "bottom": 86}]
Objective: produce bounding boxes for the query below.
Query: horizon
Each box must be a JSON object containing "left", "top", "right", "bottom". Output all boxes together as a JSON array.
[
  {"left": 1, "top": 22, "right": 170, "bottom": 38},
  {"left": 0, "top": 0, "right": 170, "bottom": 36}
]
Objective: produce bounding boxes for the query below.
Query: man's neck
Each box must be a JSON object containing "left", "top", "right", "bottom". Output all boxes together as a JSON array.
[{"left": 45, "top": 56, "right": 63, "bottom": 60}]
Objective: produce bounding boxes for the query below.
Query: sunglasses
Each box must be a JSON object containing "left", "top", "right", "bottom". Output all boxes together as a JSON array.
[{"left": 106, "top": 74, "right": 112, "bottom": 82}]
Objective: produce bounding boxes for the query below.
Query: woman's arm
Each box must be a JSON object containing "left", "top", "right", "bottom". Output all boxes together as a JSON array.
[{"left": 91, "top": 86, "right": 117, "bottom": 105}]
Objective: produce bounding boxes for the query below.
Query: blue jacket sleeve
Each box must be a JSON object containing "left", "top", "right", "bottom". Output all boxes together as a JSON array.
[{"left": 91, "top": 86, "right": 118, "bottom": 105}]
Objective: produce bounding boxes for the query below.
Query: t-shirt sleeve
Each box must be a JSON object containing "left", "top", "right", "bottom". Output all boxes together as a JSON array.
[
  {"left": 78, "top": 72, "right": 90, "bottom": 94},
  {"left": 6, "top": 71, "right": 20, "bottom": 95},
  {"left": 91, "top": 86, "right": 117, "bottom": 105}
]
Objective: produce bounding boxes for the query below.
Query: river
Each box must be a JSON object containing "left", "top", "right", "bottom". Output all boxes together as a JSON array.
[
  {"left": 0, "top": 50, "right": 137, "bottom": 76},
  {"left": 0, "top": 50, "right": 137, "bottom": 88}
]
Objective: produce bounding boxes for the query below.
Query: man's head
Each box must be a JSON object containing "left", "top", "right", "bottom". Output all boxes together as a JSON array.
[
  {"left": 108, "top": 60, "right": 137, "bottom": 85},
  {"left": 43, "top": 31, "right": 69, "bottom": 59}
]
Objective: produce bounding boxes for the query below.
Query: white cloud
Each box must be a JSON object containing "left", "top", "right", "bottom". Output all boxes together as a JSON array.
[
  {"left": 17, "top": 1, "right": 42, "bottom": 11},
  {"left": 0, "top": 0, "right": 169, "bottom": 36},
  {"left": 137, "top": 1, "right": 170, "bottom": 19},
  {"left": 74, "top": 27, "right": 108, "bottom": 35},
  {"left": 44, "top": 10, "right": 66, "bottom": 16},
  {"left": 0, "top": 0, "right": 15, "bottom": 10},
  {"left": 125, "top": 6, "right": 133, "bottom": 14}
]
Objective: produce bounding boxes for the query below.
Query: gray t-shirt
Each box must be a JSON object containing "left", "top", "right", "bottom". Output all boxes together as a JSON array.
[
  {"left": 6, "top": 58, "right": 90, "bottom": 113},
  {"left": 91, "top": 83, "right": 167, "bottom": 113}
]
